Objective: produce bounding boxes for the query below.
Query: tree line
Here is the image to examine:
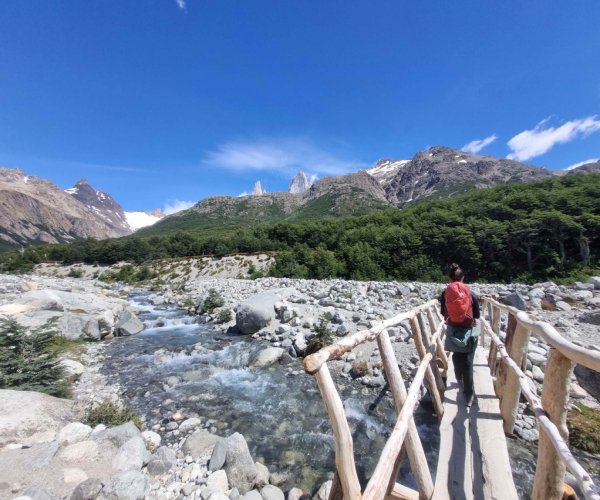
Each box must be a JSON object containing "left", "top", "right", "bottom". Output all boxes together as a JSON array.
[{"left": 2, "top": 174, "right": 599, "bottom": 283}]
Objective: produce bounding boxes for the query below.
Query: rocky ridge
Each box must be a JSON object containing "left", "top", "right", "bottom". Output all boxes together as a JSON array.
[
  {"left": 0, "top": 168, "right": 132, "bottom": 248},
  {"left": 376, "top": 146, "right": 556, "bottom": 207}
]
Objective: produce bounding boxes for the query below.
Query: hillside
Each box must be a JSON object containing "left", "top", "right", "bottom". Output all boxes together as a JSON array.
[{"left": 4, "top": 174, "right": 599, "bottom": 283}]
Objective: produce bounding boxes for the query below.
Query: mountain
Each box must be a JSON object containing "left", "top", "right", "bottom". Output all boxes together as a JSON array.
[
  {"left": 136, "top": 171, "right": 390, "bottom": 236},
  {"left": 568, "top": 160, "right": 600, "bottom": 174},
  {"left": 374, "top": 146, "right": 556, "bottom": 207},
  {"left": 65, "top": 179, "right": 130, "bottom": 235},
  {"left": 0, "top": 168, "right": 132, "bottom": 249},
  {"left": 288, "top": 171, "right": 312, "bottom": 194}
]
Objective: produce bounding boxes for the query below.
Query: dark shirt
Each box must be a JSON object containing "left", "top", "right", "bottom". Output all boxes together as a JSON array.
[{"left": 440, "top": 288, "right": 480, "bottom": 319}]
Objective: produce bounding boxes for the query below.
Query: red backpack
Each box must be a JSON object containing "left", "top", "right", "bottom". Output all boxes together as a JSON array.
[{"left": 445, "top": 281, "right": 475, "bottom": 328}]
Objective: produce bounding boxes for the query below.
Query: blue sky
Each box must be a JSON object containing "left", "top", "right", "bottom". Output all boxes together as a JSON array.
[{"left": 1, "top": 1, "right": 599, "bottom": 212}]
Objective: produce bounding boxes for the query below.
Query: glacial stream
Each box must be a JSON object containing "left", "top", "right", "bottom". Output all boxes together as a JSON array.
[{"left": 101, "top": 293, "right": 599, "bottom": 497}]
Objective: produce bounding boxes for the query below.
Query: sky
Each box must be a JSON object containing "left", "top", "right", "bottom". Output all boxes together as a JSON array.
[{"left": 1, "top": 1, "right": 599, "bottom": 213}]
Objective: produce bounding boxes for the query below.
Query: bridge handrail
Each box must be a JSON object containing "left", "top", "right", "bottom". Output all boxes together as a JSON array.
[
  {"left": 482, "top": 297, "right": 600, "bottom": 500},
  {"left": 482, "top": 297, "right": 600, "bottom": 371}
]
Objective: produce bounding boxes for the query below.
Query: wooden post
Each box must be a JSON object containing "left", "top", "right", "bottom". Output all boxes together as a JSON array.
[
  {"left": 500, "top": 322, "right": 531, "bottom": 434},
  {"left": 377, "top": 330, "right": 434, "bottom": 500},
  {"left": 496, "top": 313, "right": 517, "bottom": 400},
  {"left": 314, "top": 364, "right": 362, "bottom": 500},
  {"left": 532, "top": 348, "right": 575, "bottom": 500},
  {"left": 410, "top": 317, "right": 444, "bottom": 419},
  {"left": 426, "top": 307, "right": 448, "bottom": 372}
]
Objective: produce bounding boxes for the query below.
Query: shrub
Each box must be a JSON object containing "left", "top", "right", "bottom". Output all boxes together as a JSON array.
[
  {"left": 84, "top": 401, "right": 144, "bottom": 430},
  {"left": 0, "top": 318, "right": 68, "bottom": 397},
  {"left": 202, "top": 288, "right": 224, "bottom": 313},
  {"left": 216, "top": 308, "right": 232, "bottom": 323},
  {"left": 67, "top": 268, "right": 83, "bottom": 278},
  {"left": 305, "top": 316, "right": 334, "bottom": 356},
  {"left": 568, "top": 402, "right": 600, "bottom": 453}
]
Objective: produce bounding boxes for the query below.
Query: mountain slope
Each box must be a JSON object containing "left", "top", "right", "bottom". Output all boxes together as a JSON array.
[
  {"left": 377, "top": 146, "right": 556, "bottom": 207},
  {"left": 65, "top": 180, "right": 130, "bottom": 235},
  {"left": 137, "top": 171, "right": 391, "bottom": 236},
  {"left": 0, "top": 168, "right": 131, "bottom": 249}
]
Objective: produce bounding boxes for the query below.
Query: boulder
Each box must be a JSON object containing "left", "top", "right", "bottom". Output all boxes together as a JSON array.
[
  {"left": 261, "top": 485, "right": 285, "bottom": 500},
  {"left": 70, "top": 478, "right": 104, "bottom": 500},
  {"left": 236, "top": 292, "right": 281, "bottom": 334},
  {"left": 209, "top": 438, "right": 227, "bottom": 471},
  {"left": 179, "top": 417, "right": 202, "bottom": 434},
  {"left": 254, "top": 462, "right": 269, "bottom": 488},
  {"left": 115, "top": 309, "right": 144, "bottom": 336},
  {"left": 287, "top": 488, "right": 304, "bottom": 500},
  {"left": 59, "top": 359, "right": 85, "bottom": 383},
  {"left": 580, "top": 311, "right": 600, "bottom": 326},
  {"left": 58, "top": 422, "right": 92, "bottom": 445},
  {"left": 0, "top": 389, "right": 74, "bottom": 447},
  {"left": 63, "top": 467, "right": 88, "bottom": 484},
  {"left": 141, "top": 430, "right": 161, "bottom": 451},
  {"left": 98, "top": 470, "right": 150, "bottom": 500},
  {"left": 315, "top": 480, "right": 332, "bottom": 500},
  {"left": 223, "top": 432, "right": 258, "bottom": 494},
  {"left": 94, "top": 422, "right": 142, "bottom": 448},
  {"left": 248, "top": 347, "right": 284, "bottom": 368},
  {"left": 206, "top": 470, "right": 229, "bottom": 493},
  {"left": 112, "top": 436, "right": 151, "bottom": 472},
  {"left": 501, "top": 293, "right": 528, "bottom": 311},
  {"left": 59, "top": 440, "right": 99, "bottom": 462},
  {"left": 19, "top": 290, "right": 64, "bottom": 311},
  {"left": 182, "top": 429, "right": 220, "bottom": 459},
  {"left": 146, "top": 446, "right": 176, "bottom": 476},
  {"left": 241, "top": 491, "right": 263, "bottom": 500},
  {"left": 588, "top": 276, "right": 600, "bottom": 290}
]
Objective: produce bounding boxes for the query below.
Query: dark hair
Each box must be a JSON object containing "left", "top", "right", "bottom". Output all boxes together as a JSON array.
[{"left": 448, "top": 263, "right": 464, "bottom": 281}]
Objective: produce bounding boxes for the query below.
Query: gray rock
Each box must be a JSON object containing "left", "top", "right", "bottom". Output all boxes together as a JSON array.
[
  {"left": 532, "top": 365, "right": 544, "bottom": 383},
  {"left": 98, "top": 471, "right": 150, "bottom": 500},
  {"left": 146, "top": 446, "right": 176, "bottom": 476},
  {"left": 287, "top": 488, "right": 304, "bottom": 500},
  {"left": 94, "top": 422, "right": 141, "bottom": 448},
  {"left": 501, "top": 293, "right": 528, "bottom": 311},
  {"left": 528, "top": 352, "right": 547, "bottom": 367},
  {"left": 58, "top": 422, "right": 92, "bottom": 445},
  {"left": 588, "top": 276, "right": 600, "bottom": 290},
  {"left": 236, "top": 292, "right": 280, "bottom": 334},
  {"left": 112, "top": 436, "right": 151, "bottom": 472},
  {"left": 249, "top": 347, "right": 284, "bottom": 368},
  {"left": 19, "top": 290, "right": 64, "bottom": 311},
  {"left": 179, "top": 417, "right": 202, "bottom": 434},
  {"left": 182, "top": 429, "right": 220, "bottom": 459},
  {"left": 336, "top": 325, "right": 349, "bottom": 337},
  {"left": 209, "top": 438, "right": 227, "bottom": 471},
  {"left": 580, "top": 311, "right": 600, "bottom": 326},
  {"left": 115, "top": 309, "right": 144, "bottom": 336},
  {"left": 20, "top": 488, "right": 54, "bottom": 500},
  {"left": 261, "top": 485, "right": 285, "bottom": 500},
  {"left": 141, "top": 430, "right": 161, "bottom": 451},
  {"left": 59, "top": 359, "right": 85, "bottom": 383},
  {"left": 555, "top": 301, "right": 572, "bottom": 311},
  {"left": 241, "top": 491, "right": 263, "bottom": 500},
  {"left": 206, "top": 470, "right": 229, "bottom": 493},
  {"left": 314, "top": 480, "right": 332, "bottom": 500},
  {"left": 223, "top": 432, "right": 258, "bottom": 494},
  {"left": 70, "top": 478, "right": 104, "bottom": 500},
  {"left": 254, "top": 462, "right": 270, "bottom": 488}
]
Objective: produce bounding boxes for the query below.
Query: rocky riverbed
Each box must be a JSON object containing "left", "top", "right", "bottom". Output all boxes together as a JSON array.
[{"left": 0, "top": 270, "right": 599, "bottom": 499}]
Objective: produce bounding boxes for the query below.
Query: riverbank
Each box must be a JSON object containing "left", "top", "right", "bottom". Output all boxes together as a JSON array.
[{"left": 1, "top": 270, "right": 599, "bottom": 499}]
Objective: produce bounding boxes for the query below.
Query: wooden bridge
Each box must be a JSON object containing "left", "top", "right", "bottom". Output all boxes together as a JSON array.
[{"left": 303, "top": 297, "right": 600, "bottom": 500}]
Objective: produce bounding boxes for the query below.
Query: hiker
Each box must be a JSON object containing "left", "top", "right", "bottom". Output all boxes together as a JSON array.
[{"left": 440, "top": 263, "right": 480, "bottom": 406}]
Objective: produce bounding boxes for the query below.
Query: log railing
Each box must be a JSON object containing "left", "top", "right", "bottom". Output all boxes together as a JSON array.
[
  {"left": 481, "top": 297, "right": 600, "bottom": 500},
  {"left": 303, "top": 299, "right": 447, "bottom": 500}
]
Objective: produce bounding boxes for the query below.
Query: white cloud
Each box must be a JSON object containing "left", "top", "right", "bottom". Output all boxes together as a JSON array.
[
  {"left": 565, "top": 158, "right": 600, "bottom": 171},
  {"left": 203, "top": 138, "right": 366, "bottom": 177},
  {"left": 507, "top": 116, "right": 600, "bottom": 162},
  {"left": 462, "top": 134, "right": 497, "bottom": 154},
  {"left": 175, "top": 0, "right": 186, "bottom": 10},
  {"left": 163, "top": 199, "right": 194, "bottom": 215}
]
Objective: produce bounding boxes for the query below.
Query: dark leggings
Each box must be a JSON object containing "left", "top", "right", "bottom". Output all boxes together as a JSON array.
[{"left": 453, "top": 349, "right": 476, "bottom": 397}]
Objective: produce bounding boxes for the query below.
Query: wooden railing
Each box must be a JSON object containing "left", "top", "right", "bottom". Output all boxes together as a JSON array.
[
  {"left": 480, "top": 297, "right": 600, "bottom": 500},
  {"left": 303, "top": 299, "right": 447, "bottom": 500}
]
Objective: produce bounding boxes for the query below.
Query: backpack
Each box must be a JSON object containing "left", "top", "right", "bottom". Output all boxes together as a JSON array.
[{"left": 444, "top": 281, "right": 475, "bottom": 328}]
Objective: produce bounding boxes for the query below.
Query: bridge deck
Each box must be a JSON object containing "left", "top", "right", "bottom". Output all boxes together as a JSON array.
[{"left": 432, "top": 347, "right": 518, "bottom": 500}]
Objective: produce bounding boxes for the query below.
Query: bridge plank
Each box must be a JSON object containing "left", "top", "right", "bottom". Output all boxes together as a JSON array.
[{"left": 433, "top": 347, "right": 518, "bottom": 500}]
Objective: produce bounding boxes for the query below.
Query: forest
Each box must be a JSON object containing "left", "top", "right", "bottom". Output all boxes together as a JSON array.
[{"left": 2, "top": 174, "right": 599, "bottom": 283}]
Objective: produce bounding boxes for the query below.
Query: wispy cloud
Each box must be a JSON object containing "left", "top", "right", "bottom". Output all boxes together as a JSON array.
[
  {"left": 164, "top": 199, "right": 194, "bottom": 215},
  {"left": 565, "top": 158, "right": 600, "bottom": 171},
  {"left": 175, "top": 0, "right": 186, "bottom": 10},
  {"left": 507, "top": 116, "right": 600, "bottom": 162},
  {"left": 203, "top": 138, "right": 366, "bottom": 177},
  {"left": 462, "top": 134, "right": 497, "bottom": 154}
]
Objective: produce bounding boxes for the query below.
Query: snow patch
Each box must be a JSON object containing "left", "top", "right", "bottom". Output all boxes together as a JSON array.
[{"left": 126, "top": 211, "right": 162, "bottom": 231}]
